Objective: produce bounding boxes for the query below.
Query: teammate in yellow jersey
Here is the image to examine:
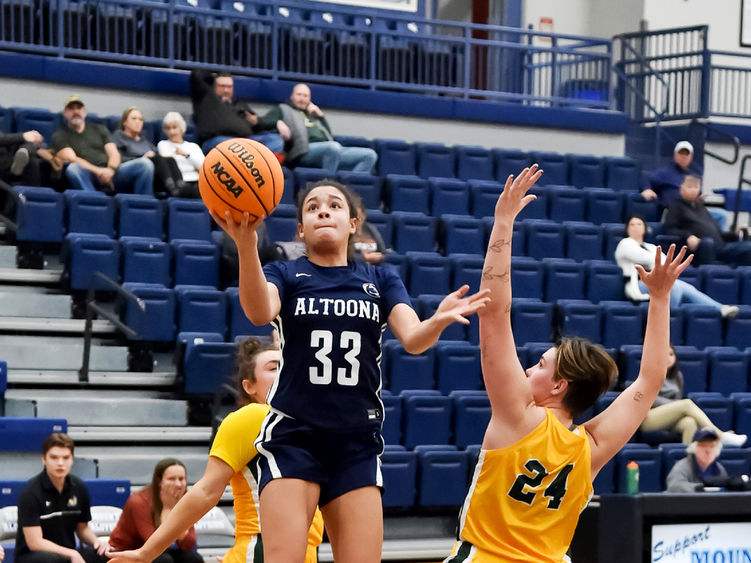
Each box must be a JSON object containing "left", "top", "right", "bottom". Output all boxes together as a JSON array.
[
  {"left": 445, "top": 165, "right": 692, "bottom": 563},
  {"left": 109, "top": 337, "right": 323, "bottom": 563}
]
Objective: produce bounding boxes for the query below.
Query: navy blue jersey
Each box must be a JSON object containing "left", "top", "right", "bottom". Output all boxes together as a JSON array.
[{"left": 264, "top": 257, "right": 411, "bottom": 431}]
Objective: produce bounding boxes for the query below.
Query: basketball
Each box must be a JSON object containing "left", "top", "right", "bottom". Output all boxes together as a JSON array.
[{"left": 199, "top": 138, "right": 284, "bottom": 223}]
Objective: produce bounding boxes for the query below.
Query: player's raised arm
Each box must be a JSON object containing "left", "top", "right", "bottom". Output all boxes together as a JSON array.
[
  {"left": 586, "top": 245, "right": 692, "bottom": 473},
  {"left": 479, "top": 165, "right": 542, "bottom": 417}
]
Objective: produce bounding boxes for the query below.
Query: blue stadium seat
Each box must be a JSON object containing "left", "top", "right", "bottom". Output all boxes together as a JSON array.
[
  {"left": 669, "top": 307, "right": 685, "bottom": 346},
  {"left": 660, "top": 443, "right": 688, "bottom": 482},
  {"left": 525, "top": 220, "right": 565, "bottom": 260},
  {"left": 567, "top": 154, "right": 605, "bottom": 188},
  {"left": 585, "top": 260, "right": 625, "bottom": 303},
  {"left": 563, "top": 221, "right": 604, "bottom": 261},
  {"left": 170, "top": 240, "right": 220, "bottom": 288},
  {"left": 183, "top": 341, "right": 236, "bottom": 395},
  {"left": 619, "top": 344, "right": 643, "bottom": 384},
  {"left": 416, "top": 142, "right": 456, "bottom": 179},
  {"left": 543, "top": 258, "right": 586, "bottom": 302},
  {"left": 456, "top": 145, "right": 494, "bottom": 181},
  {"left": 167, "top": 198, "right": 212, "bottom": 242},
  {"left": 450, "top": 390, "right": 491, "bottom": 448},
  {"left": 604, "top": 156, "right": 641, "bottom": 191},
  {"left": 391, "top": 212, "right": 437, "bottom": 253},
  {"left": 673, "top": 346, "right": 708, "bottom": 394},
  {"left": 121, "top": 237, "right": 171, "bottom": 286},
  {"left": 436, "top": 342, "right": 482, "bottom": 394},
  {"left": 402, "top": 390, "right": 452, "bottom": 449},
  {"left": 683, "top": 305, "right": 723, "bottom": 349},
  {"left": 602, "top": 223, "right": 626, "bottom": 262},
  {"left": 415, "top": 446, "right": 468, "bottom": 507},
  {"left": 740, "top": 267, "right": 751, "bottom": 305},
  {"left": 492, "top": 148, "right": 531, "bottom": 182},
  {"left": 380, "top": 448, "right": 417, "bottom": 507},
  {"left": 441, "top": 215, "right": 484, "bottom": 256},
  {"left": 12, "top": 107, "right": 61, "bottom": 144},
  {"left": 376, "top": 139, "right": 417, "bottom": 176},
  {"left": 511, "top": 298, "right": 554, "bottom": 345},
  {"left": 337, "top": 172, "right": 382, "bottom": 211},
  {"left": 64, "top": 190, "right": 116, "bottom": 237},
  {"left": 529, "top": 151, "right": 568, "bottom": 185},
  {"left": 731, "top": 392, "right": 751, "bottom": 437},
  {"left": 120, "top": 283, "right": 176, "bottom": 341},
  {"left": 557, "top": 299, "right": 602, "bottom": 343},
  {"left": 584, "top": 188, "right": 625, "bottom": 225},
  {"left": 383, "top": 341, "right": 435, "bottom": 394},
  {"left": 429, "top": 178, "right": 470, "bottom": 217},
  {"left": 11, "top": 186, "right": 65, "bottom": 243},
  {"left": 381, "top": 392, "right": 403, "bottom": 446},
  {"left": 418, "top": 294, "right": 466, "bottom": 341},
  {"left": 469, "top": 180, "right": 503, "bottom": 218},
  {"left": 63, "top": 233, "right": 121, "bottom": 290},
  {"left": 292, "top": 167, "right": 330, "bottom": 193},
  {"left": 280, "top": 167, "right": 295, "bottom": 206},
  {"left": 706, "top": 347, "right": 748, "bottom": 396},
  {"left": 678, "top": 265, "right": 701, "bottom": 290},
  {"left": 547, "top": 186, "right": 587, "bottom": 223},
  {"left": 386, "top": 174, "right": 430, "bottom": 213},
  {"left": 406, "top": 252, "right": 452, "bottom": 297},
  {"left": 601, "top": 301, "right": 644, "bottom": 347},
  {"left": 688, "top": 392, "right": 733, "bottom": 429},
  {"left": 726, "top": 306, "right": 751, "bottom": 349},
  {"left": 623, "top": 192, "right": 660, "bottom": 223},
  {"left": 615, "top": 446, "right": 662, "bottom": 493},
  {"left": 175, "top": 285, "right": 227, "bottom": 335},
  {"left": 516, "top": 186, "right": 549, "bottom": 221},
  {"left": 365, "top": 209, "right": 394, "bottom": 249},
  {"left": 699, "top": 265, "right": 740, "bottom": 305},
  {"left": 511, "top": 257, "right": 544, "bottom": 299},
  {"left": 116, "top": 194, "right": 163, "bottom": 239},
  {"left": 225, "top": 287, "right": 273, "bottom": 340},
  {"left": 0, "top": 105, "right": 14, "bottom": 133},
  {"left": 718, "top": 448, "right": 751, "bottom": 477},
  {"left": 82, "top": 479, "right": 131, "bottom": 508},
  {"left": 383, "top": 252, "right": 408, "bottom": 285},
  {"left": 0, "top": 418, "right": 67, "bottom": 451},
  {"left": 593, "top": 390, "right": 620, "bottom": 415},
  {"left": 264, "top": 204, "right": 298, "bottom": 243},
  {"left": 593, "top": 457, "right": 616, "bottom": 494},
  {"left": 451, "top": 254, "right": 484, "bottom": 294}
]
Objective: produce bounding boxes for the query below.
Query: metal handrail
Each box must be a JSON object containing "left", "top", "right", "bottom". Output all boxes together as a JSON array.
[
  {"left": 615, "top": 38, "right": 670, "bottom": 118},
  {"left": 79, "top": 272, "right": 144, "bottom": 383},
  {"left": 614, "top": 25, "right": 707, "bottom": 41},
  {"left": 689, "top": 119, "right": 740, "bottom": 166}
]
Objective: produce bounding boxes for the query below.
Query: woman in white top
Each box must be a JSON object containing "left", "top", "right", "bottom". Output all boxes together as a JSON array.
[
  {"left": 157, "top": 112, "right": 205, "bottom": 197},
  {"left": 615, "top": 215, "right": 738, "bottom": 317}
]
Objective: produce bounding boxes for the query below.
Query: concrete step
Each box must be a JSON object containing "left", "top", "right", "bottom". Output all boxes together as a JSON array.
[
  {"left": 68, "top": 426, "right": 212, "bottom": 443},
  {"left": 0, "top": 340, "right": 128, "bottom": 371},
  {"left": 0, "top": 291, "right": 71, "bottom": 317},
  {"left": 0, "top": 267, "right": 62, "bottom": 283},
  {"left": 0, "top": 245, "right": 15, "bottom": 267},
  {"left": 0, "top": 317, "right": 116, "bottom": 334},
  {"left": 8, "top": 369, "right": 176, "bottom": 387},
  {"left": 0, "top": 453, "right": 98, "bottom": 479}
]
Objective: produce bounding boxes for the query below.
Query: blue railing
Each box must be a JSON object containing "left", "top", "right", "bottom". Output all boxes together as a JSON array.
[{"left": 0, "top": 0, "right": 612, "bottom": 109}]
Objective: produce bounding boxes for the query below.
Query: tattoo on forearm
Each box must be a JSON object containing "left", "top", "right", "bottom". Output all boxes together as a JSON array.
[
  {"left": 489, "top": 239, "right": 511, "bottom": 253},
  {"left": 482, "top": 267, "right": 510, "bottom": 282},
  {"left": 633, "top": 391, "right": 644, "bottom": 402}
]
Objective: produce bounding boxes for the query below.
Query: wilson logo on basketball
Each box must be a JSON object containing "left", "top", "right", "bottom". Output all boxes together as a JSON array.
[{"left": 227, "top": 142, "right": 266, "bottom": 188}]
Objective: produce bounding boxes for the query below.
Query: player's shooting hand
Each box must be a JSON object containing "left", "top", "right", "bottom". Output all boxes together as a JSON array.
[
  {"left": 635, "top": 244, "right": 692, "bottom": 299},
  {"left": 210, "top": 210, "right": 264, "bottom": 249},
  {"left": 434, "top": 285, "right": 491, "bottom": 327},
  {"left": 495, "top": 164, "right": 543, "bottom": 221}
]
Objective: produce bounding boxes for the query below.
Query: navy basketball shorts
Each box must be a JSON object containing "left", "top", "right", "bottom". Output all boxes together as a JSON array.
[{"left": 255, "top": 410, "right": 384, "bottom": 506}]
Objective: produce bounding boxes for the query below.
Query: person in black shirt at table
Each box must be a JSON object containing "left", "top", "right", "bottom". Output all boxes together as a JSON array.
[{"left": 15, "top": 433, "right": 109, "bottom": 563}]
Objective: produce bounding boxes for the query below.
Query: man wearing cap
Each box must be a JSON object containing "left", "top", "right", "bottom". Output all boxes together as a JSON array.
[
  {"left": 52, "top": 95, "right": 153, "bottom": 194},
  {"left": 641, "top": 141, "right": 702, "bottom": 209},
  {"left": 666, "top": 428, "right": 729, "bottom": 492}
]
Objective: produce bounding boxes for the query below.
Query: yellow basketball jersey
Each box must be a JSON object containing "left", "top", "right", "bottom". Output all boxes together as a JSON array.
[
  {"left": 209, "top": 404, "right": 324, "bottom": 562},
  {"left": 453, "top": 409, "right": 592, "bottom": 563}
]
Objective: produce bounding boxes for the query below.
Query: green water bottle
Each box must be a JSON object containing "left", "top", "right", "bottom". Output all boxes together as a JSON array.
[{"left": 626, "top": 460, "right": 639, "bottom": 495}]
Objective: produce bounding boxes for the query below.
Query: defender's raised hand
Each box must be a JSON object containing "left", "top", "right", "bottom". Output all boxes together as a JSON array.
[
  {"left": 494, "top": 164, "right": 544, "bottom": 220},
  {"left": 635, "top": 244, "right": 693, "bottom": 298}
]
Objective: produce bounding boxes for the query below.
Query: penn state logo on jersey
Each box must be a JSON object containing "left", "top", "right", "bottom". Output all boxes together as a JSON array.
[{"left": 363, "top": 283, "right": 380, "bottom": 298}]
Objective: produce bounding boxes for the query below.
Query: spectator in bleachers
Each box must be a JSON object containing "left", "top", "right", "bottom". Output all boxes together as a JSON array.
[
  {"left": 52, "top": 95, "right": 153, "bottom": 195},
  {"left": 615, "top": 214, "right": 739, "bottom": 317},
  {"left": 107, "top": 458, "right": 201, "bottom": 563},
  {"left": 664, "top": 175, "right": 751, "bottom": 266},
  {"left": 640, "top": 346, "right": 747, "bottom": 445},
  {"left": 258, "top": 83, "right": 377, "bottom": 173},
  {"left": 156, "top": 112, "right": 204, "bottom": 198},
  {"left": 0, "top": 128, "right": 44, "bottom": 186},
  {"left": 352, "top": 194, "right": 387, "bottom": 265},
  {"left": 15, "top": 432, "right": 110, "bottom": 563},
  {"left": 189, "top": 69, "right": 284, "bottom": 156},
  {"left": 113, "top": 107, "right": 180, "bottom": 197},
  {"left": 666, "top": 428, "right": 729, "bottom": 492},
  {"left": 108, "top": 337, "right": 324, "bottom": 563}
]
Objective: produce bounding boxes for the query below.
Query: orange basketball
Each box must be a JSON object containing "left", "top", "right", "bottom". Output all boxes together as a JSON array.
[{"left": 199, "top": 138, "right": 284, "bottom": 223}]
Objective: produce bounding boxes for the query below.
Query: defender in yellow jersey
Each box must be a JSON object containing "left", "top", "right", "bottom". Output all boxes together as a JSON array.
[
  {"left": 109, "top": 338, "right": 323, "bottom": 563},
  {"left": 445, "top": 165, "right": 692, "bottom": 563}
]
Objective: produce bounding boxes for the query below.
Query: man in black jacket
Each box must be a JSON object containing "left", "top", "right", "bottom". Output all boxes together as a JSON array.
[
  {"left": 189, "top": 69, "right": 283, "bottom": 155},
  {"left": 664, "top": 175, "right": 751, "bottom": 265}
]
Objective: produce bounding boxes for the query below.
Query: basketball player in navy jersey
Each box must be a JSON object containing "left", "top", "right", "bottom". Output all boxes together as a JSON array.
[{"left": 213, "top": 179, "right": 490, "bottom": 563}]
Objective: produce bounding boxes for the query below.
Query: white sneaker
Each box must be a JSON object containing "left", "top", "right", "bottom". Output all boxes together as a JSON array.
[
  {"left": 721, "top": 305, "right": 739, "bottom": 319},
  {"left": 10, "top": 147, "right": 29, "bottom": 176},
  {"left": 721, "top": 432, "right": 748, "bottom": 447}
]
